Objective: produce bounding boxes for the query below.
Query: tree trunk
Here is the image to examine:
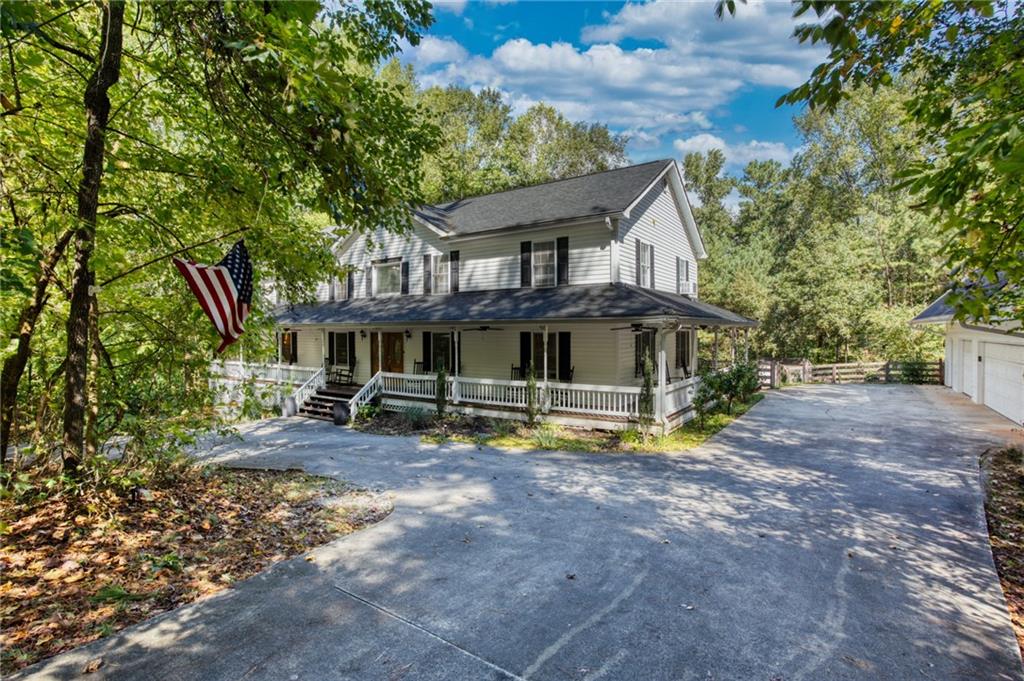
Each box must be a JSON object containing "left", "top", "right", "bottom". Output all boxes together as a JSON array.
[
  {"left": 84, "top": 292, "right": 101, "bottom": 458},
  {"left": 62, "top": 0, "right": 125, "bottom": 470},
  {"left": 0, "top": 229, "right": 75, "bottom": 463}
]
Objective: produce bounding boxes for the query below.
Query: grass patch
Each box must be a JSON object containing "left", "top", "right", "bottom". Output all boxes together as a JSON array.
[
  {"left": 403, "top": 393, "right": 765, "bottom": 454},
  {"left": 984, "top": 446, "right": 1024, "bottom": 659},
  {"left": 0, "top": 468, "right": 391, "bottom": 673}
]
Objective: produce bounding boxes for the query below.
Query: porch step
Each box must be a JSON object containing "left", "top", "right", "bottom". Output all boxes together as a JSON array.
[{"left": 296, "top": 385, "right": 358, "bottom": 421}]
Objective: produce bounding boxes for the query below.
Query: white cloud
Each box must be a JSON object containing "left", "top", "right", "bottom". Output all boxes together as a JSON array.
[
  {"left": 673, "top": 133, "right": 796, "bottom": 168},
  {"left": 411, "top": 1, "right": 827, "bottom": 156},
  {"left": 408, "top": 36, "right": 468, "bottom": 67},
  {"left": 432, "top": 0, "right": 467, "bottom": 15}
]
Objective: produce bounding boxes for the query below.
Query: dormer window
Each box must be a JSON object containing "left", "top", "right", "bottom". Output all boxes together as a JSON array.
[
  {"left": 432, "top": 254, "right": 450, "bottom": 294},
  {"left": 533, "top": 241, "right": 556, "bottom": 287},
  {"left": 374, "top": 260, "right": 402, "bottom": 296}
]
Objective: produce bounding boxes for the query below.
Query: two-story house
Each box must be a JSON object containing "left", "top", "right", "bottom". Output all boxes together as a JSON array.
[{"left": 271, "top": 159, "right": 756, "bottom": 432}]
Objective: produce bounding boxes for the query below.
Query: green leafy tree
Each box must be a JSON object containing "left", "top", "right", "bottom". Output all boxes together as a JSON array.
[
  {"left": 720, "top": 0, "right": 1024, "bottom": 324},
  {"left": 435, "top": 366, "right": 448, "bottom": 418},
  {"left": 0, "top": 1, "right": 439, "bottom": 469},
  {"left": 637, "top": 354, "right": 655, "bottom": 438},
  {"left": 525, "top": 363, "right": 539, "bottom": 426}
]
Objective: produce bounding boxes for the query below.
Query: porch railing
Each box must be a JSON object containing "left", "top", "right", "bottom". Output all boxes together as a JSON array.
[
  {"left": 214, "top": 360, "right": 321, "bottom": 386},
  {"left": 290, "top": 367, "right": 326, "bottom": 411},
  {"left": 349, "top": 371, "right": 383, "bottom": 417},
  {"left": 375, "top": 372, "right": 663, "bottom": 420},
  {"left": 664, "top": 377, "right": 698, "bottom": 416}
]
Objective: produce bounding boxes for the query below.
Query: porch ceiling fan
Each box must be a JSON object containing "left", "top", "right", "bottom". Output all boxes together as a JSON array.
[
  {"left": 464, "top": 325, "right": 504, "bottom": 331},
  {"left": 610, "top": 322, "right": 657, "bottom": 333}
]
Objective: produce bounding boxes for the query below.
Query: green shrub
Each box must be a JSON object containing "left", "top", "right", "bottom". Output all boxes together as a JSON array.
[
  {"left": 898, "top": 358, "right": 929, "bottom": 384},
  {"left": 693, "top": 370, "right": 722, "bottom": 427},
  {"left": 638, "top": 354, "right": 655, "bottom": 437},
  {"left": 404, "top": 407, "right": 432, "bottom": 429},
  {"left": 532, "top": 424, "right": 559, "bottom": 449},
  {"left": 731, "top": 362, "right": 760, "bottom": 403},
  {"left": 525, "top": 363, "right": 539, "bottom": 426},
  {"left": 435, "top": 367, "right": 448, "bottom": 417}
]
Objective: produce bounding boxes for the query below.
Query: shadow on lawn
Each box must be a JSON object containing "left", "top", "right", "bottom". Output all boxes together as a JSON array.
[{"left": 13, "top": 384, "right": 1024, "bottom": 681}]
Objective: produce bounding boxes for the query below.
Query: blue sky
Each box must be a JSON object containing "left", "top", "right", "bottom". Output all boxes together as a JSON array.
[{"left": 401, "top": 1, "right": 828, "bottom": 176}]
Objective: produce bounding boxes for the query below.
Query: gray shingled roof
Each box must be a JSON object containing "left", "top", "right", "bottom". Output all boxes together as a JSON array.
[
  {"left": 275, "top": 283, "right": 757, "bottom": 327},
  {"left": 414, "top": 159, "right": 672, "bottom": 236},
  {"left": 910, "top": 292, "right": 954, "bottom": 324}
]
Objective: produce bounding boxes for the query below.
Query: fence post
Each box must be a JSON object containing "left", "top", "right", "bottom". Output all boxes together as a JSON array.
[
  {"left": 938, "top": 359, "right": 944, "bottom": 385},
  {"left": 772, "top": 360, "right": 780, "bottom": 389},
  {"left": 803, "top": 359, "right": 811, "bottom": 383},
  {"left": 832, "top": 365, "right": 837, "bottom": 384},
  {"left": 884, "top": 361, "right": 891, "bottom": 383}
]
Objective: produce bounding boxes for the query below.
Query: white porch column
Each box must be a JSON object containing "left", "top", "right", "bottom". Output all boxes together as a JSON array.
[
  {"left": 731, "top": 329, "right": 737, "bottom": 364},
  {"left": 542, "top": 325, "right": 549, "bottom": 412},
  {"left": 656, "top": 331, "right": 667, "bottom": 429},
  {"left": 452, "top": 329, "right": 460, "bottom": 403},
  {"left": 376, "top": 332, "right": 383, "bottom": 375},
  {"left": 691, "top": 325, "right": 698, "bottom": 376},
  {"left": 321, "top": 328, "right": 326, "bottom": 368},
  {"left": 744, "top": 328, "right": 750, "bottom": 362},
  {"left": 713, "top": 328, "right": 719, "bottom": 370}
]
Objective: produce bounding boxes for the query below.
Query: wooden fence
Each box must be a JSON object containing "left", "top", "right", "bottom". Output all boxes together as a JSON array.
[{"left": 759, "top": 359, "right": 943, "bottom": 388}]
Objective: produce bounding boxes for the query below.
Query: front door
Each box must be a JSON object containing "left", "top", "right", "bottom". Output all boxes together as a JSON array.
[{"left": 371, "top": 332, "right": 404, "bottom": 374}]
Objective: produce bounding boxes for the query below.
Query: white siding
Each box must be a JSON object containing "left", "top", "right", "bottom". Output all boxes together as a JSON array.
[
  {"left": 619, "top": 181, "right": 698, "bottom": 294},
  {"left": 323, "top": 219, "right": 612, "bottom": 299}
]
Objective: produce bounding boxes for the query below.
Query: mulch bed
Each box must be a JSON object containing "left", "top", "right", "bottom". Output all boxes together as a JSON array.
[
  {"left": 984, "top": 446, "right": 1024, "bottom": 658},
  {"left": 0, "top": 468, "right": 391, "bottom": 673}
]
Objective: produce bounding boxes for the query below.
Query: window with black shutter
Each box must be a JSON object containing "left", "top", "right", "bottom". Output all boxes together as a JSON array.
[
  {"left": 280, "top": 331, "right": 298, "bottom": 365},
  {"left": 423, "top": 254, "right": 432, "bottom": 294},
  {"left": 556, "top": 237, "right": 569, "bottom": 285},
  {"left": 346, "top": 272, "right": 354, "bottom": 299},
  {"left": 634, "top": 330, "right": 655, "bottom": 377},
  {"left": 520, "top": 242, "right": 532, "bottom": 287},
  {"left": 450, "top": 251, "right": 460, "bottom": 292},
  {"left": 675, "top": 330, "right": 692, "bottom": 376}
]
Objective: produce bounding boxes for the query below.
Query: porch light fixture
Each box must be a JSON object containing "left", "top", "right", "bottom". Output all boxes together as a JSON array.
[
  {"left": 404, "top": 329, "right": 412, "bottom": 339},
  {"left": 360, "top": 329, "right": 367, "bottom": 339}
]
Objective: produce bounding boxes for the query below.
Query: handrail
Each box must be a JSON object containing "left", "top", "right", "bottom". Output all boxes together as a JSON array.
[
  {"left": 289, "top": 367, "right": 325, "bottom": 413},
  {"left": 348, "top": 371, "right": 383, "bottom": 419}
]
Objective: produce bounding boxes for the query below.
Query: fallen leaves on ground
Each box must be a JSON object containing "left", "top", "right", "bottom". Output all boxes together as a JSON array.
[
  {"left": 0, "top": 468, "right": 391, "bottom": 673},
  {"left": 984, "top": 446, "right": 1024, "bottom": 659}
]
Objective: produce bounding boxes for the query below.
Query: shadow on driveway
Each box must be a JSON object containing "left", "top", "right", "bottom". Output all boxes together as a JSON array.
[{"left": 14, "top": 384, "right": 1024, "bottom": 681}]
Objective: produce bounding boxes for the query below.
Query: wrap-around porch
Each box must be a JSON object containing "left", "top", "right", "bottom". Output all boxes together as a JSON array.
[{"left": 266, "top": 283, "right": 757, "bottom": 432}]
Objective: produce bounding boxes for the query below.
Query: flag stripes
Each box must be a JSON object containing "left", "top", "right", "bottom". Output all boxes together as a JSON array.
[{"left": 173, "top": 240, "right": 253, "bottom": 353}]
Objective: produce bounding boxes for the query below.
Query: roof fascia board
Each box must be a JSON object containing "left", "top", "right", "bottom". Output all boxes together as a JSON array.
[
  {"left": 410, "top": 213, "right": 450, "bottom": 238},
  {"left": 619, "top": 161, "right": 708, "bottom": 260},
  {"left": 621, "top": 161, "right": 673, "bottom": 219}
]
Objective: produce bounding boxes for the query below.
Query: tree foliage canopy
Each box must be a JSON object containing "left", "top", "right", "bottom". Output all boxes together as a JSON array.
[
  {"left": 0, "top": 0, "right": 439, "bottom": 465},
  {"left": 720, "top": 0, "right": 1023, "bottom": 324}
]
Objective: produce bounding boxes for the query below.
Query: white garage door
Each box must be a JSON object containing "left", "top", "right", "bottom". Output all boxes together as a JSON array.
[
  {"left": 961, "top": 339, "right": 976, "bottom": 398},
  {"left": 983, "top": 343, "right": 1024, "bottom": 425}
]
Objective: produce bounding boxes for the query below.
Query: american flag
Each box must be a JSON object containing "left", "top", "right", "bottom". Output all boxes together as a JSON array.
[{"left": 173, "top": 240, "right": 253, "bottom": 353}]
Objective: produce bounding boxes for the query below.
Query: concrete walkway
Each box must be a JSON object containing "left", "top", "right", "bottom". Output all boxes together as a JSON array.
[{"left": 14, "top": 385, "right": 1024, "bottom": 681}]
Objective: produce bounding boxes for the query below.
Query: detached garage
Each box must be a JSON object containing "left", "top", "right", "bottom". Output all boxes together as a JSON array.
[{"left": 912, "top": 293, "right": 1024, "bottom": 426}]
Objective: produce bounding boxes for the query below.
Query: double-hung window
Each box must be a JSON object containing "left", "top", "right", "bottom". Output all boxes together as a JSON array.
[
  {"left": 638, "top": 241, "right": 654, "bottom": 288},
  {"left": 675, "top": 330, "right": 693, "bottom": 377},
  {"left": 374, "top": 260, "right": 401, "bottom": 296},
  {"left": 432, "top": 254, "right": 450, "bottom": 294},
  {"left": 533, "top": 241, "right": 556, "bottom": 288}
]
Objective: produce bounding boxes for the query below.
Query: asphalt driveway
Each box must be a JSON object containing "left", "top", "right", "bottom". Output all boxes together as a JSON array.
[{"left": 15, "top": 385, "right": 1024, "bottom": 681}]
